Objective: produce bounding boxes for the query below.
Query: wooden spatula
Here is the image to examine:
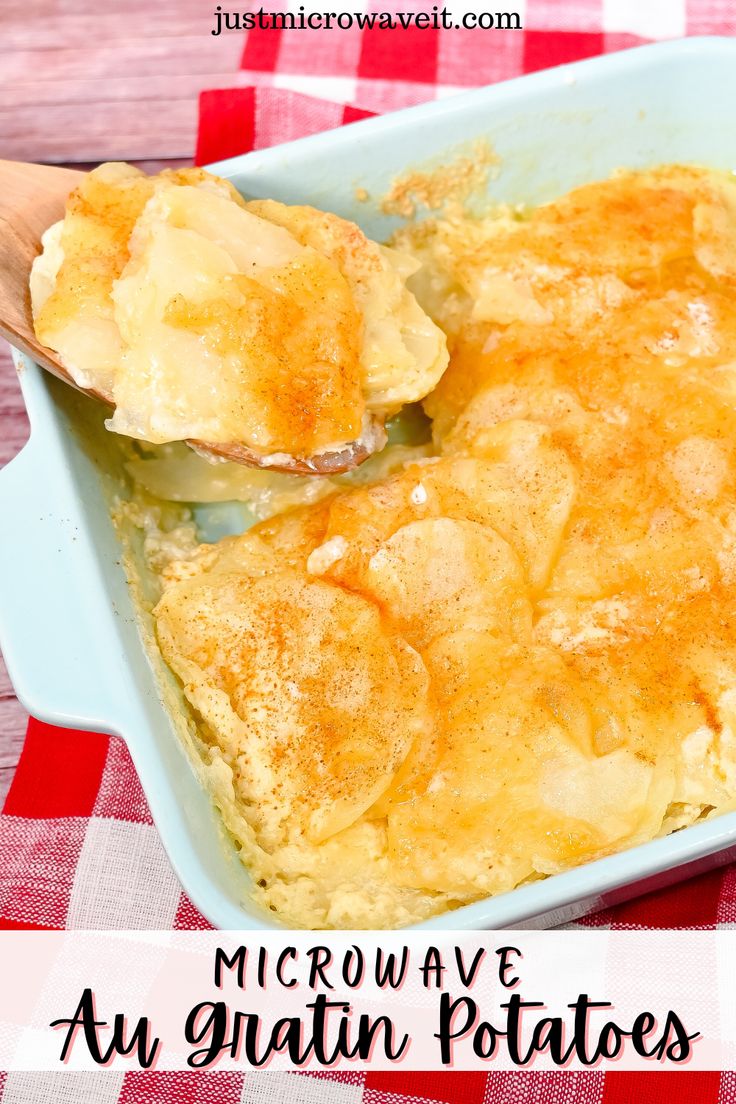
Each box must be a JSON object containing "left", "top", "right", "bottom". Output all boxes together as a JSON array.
[{"left": 0, "top": 159, "right": 384, "bottom": 475}]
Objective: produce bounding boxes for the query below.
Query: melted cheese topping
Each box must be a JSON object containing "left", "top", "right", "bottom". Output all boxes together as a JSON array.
[
  {"left": 152, "top": 164, "right": 736, "bottom": 929},
  {"left": 30, "top": 162, "right": 448, "bottom": 457}
]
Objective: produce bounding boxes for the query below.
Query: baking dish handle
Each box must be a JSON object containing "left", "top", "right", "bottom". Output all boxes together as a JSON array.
[{"left": 0, "top": 437, "right": 126, "bottom": 734}]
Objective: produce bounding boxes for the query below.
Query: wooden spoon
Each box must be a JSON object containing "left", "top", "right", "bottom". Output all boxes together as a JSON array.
[{"left": 0, "top": 159, "right": 386, "bottom": 475}]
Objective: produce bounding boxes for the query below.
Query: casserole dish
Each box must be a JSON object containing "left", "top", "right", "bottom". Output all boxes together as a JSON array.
[{"left": 2, "top": 36, "right": 736, "bottom": 930}]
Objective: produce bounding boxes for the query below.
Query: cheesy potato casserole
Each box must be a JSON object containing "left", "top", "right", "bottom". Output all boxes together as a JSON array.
[
  {"left": 77, "top": 162, "right": 736, "bottom": 928},
  {"left": 30, "top": 163, "right": 447, "bottom": 462}
]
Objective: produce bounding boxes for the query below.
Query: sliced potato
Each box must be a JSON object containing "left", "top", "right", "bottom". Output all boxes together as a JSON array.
[
  {"left": 387, "top": 646, "right": 674, "bottom": 897},
  {"left": 364, "top": 517, "right": 530, "bottom": 650},
  {"left": 155, "top": 569, "right": 432, "bottom": 848},
  {"left": 424, "top": 436, "right": 577, "bottom": 591}
]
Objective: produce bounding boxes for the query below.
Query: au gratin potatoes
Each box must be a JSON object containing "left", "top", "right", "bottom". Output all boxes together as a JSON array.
[
  {"left": 30, "top": 163, "right": 447, "bottom": 462},
  {"left": 35, "top": 160, "right": 736, "bottom": 928}
]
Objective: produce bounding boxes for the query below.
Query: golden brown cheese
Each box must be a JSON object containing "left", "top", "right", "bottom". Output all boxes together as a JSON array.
[
  {"left": 30, "top": 163, "right": 448, "bottom": 457},
  {"left": 155, "top": 566, "right": 432, "bottom": 848},
  {"left": 153, "top": 165, "right": 736, "bottom": 928}
]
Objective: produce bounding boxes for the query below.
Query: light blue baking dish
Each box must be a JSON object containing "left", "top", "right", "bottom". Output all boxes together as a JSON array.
[{"left": 3, "top": 36, "right": 736, "bottom": 930}]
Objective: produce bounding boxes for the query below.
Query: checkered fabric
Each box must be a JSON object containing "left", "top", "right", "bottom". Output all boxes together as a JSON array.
[
  {"left": 3, "top": 4, "right": 736, "bottom": 1099},
  {"left": 197, "top": 0, "right": 735, "bottom": 163}
]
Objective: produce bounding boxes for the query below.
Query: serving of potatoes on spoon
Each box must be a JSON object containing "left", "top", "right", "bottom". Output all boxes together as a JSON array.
[{"left": 19, "top": 161, "right": 448, "bottom": 474}]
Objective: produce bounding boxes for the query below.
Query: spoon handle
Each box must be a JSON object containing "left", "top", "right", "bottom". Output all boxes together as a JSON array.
[{"left": 0, "top": 160, "right": 90, "bottom": 391}]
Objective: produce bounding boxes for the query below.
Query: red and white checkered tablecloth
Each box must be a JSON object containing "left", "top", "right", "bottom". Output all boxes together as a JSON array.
[
  {"left": 196, "top": 0, "right": 735, "bottom": 164},
  {"left": 3, "top": 3, "right": 736, "bottom": 1100}
]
